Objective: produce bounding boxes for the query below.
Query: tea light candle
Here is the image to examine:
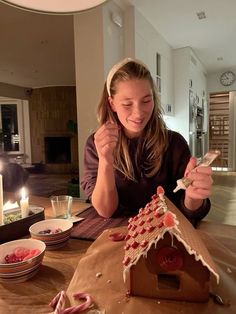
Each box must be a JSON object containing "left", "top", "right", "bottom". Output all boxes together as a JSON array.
[
  {"left": 20, "top": 187, "right": 29, "bottom": 218},
  {"left": 0, "top": 173, "right": 3, "bottom": 225}
]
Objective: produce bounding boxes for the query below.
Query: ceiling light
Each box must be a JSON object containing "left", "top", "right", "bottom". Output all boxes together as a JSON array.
[
  {"left": 0, "top": 0, "right": 109, "bottom": 14},
  {"left": 196, "top": 11, "right": 206, "bottom": 20}
]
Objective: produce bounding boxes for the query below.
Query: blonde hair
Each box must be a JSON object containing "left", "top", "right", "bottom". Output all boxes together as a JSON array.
[{"left": 97, "top": 59, "right": 168, "bottom": 181}]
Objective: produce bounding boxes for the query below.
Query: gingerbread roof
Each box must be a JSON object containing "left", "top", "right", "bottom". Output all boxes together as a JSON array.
[{"left": 123, "top": 186, "right": 219, "bottom": 284}]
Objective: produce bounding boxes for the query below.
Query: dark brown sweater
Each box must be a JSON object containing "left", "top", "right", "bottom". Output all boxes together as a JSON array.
[{"left": 81, "top": 130, "right": 210, "bottom": 226}]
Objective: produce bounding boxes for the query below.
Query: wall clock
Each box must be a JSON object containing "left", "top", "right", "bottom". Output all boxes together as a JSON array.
[{"left": 220, "top": 71, "right": 236, "bottom": 86}]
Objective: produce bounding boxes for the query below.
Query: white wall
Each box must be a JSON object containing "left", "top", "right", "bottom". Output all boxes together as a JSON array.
[
  {"left": 207, "top": 67, "right": 236, "bottom": 93},
  {"left": 131, "top": 7, "right": 174, "bottom": 113},
  {"left": 73, "top": 1, "right": 124, "bottom": 197},
  {"left": 170, "top": 47, "right": 207, "bottom": 143}
]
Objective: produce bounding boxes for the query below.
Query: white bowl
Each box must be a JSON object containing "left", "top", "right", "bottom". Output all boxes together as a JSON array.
[
  {"left": 0, "top": 238, "right": 45, "bottom": 283},
  {"left": 29, "top": 219, "right": 73, "bottom": 250}
]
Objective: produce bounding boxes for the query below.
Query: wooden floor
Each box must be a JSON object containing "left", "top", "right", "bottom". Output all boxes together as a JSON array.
[{"left": 204, "top": 171, "right": 236, "bottom": 226}]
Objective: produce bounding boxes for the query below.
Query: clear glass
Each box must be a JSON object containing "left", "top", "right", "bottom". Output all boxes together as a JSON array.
[{"left": 50, "top": 195, "right": 73, "bottom": 219}]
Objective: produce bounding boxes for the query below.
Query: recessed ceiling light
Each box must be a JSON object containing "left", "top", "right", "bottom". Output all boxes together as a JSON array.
[{"left": 196, "top": 11, "right": 206, "bottom": 20}]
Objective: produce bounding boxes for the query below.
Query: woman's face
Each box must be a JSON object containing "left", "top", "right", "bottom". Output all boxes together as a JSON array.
[{"left": 109, "top": 79, "right": 154, "bottom": 138}]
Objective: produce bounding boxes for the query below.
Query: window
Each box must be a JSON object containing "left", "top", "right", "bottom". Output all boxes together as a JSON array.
[{"left": 0, "top": 98, "right": 29, "bottom": 158}]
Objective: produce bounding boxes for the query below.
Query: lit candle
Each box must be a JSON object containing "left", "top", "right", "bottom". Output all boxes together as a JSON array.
[
  {"left": 0, "top": 173, "right": 3, "bottom": 225},
  {"left": 20, "top": 187, "right": 29, "bottom": 218}
]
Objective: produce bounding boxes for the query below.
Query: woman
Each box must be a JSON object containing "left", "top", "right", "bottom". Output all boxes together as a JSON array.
[{"left": 81, "top": 58, "right": 212, "bottom": 226}]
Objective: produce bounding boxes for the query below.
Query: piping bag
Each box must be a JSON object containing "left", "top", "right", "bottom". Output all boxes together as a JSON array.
[{"left": 173, "top": 150, "right": 221, "bottom": 193}]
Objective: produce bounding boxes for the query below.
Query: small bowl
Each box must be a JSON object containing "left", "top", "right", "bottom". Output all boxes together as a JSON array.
[
  {"left": 29, "top": 219, "right": 73, "bottom": 250},
  {"left": 0, "top": 238, "right": 45, "bottom": 283}
]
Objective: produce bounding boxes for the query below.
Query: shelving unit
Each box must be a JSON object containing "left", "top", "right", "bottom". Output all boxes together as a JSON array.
[{"left": 209, "top": 92, "right": 229, "bottom": 167}]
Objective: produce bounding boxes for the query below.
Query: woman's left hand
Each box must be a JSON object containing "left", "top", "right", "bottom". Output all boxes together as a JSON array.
[{"left": 184, "top": 157, "right": 213, "bottom": 209}]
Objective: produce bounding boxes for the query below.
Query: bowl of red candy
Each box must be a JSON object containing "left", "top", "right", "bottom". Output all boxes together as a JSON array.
[
  {"left": 0, "top": 238, "right": 45, "bottom": 283},
  {"left": 29, "top": 219, "right": 73, "bottom": 250}
]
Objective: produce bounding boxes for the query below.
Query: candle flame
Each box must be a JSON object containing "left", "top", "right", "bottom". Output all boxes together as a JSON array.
[{"left": 21, "top": 187, "right": 27, "bottom": 200}]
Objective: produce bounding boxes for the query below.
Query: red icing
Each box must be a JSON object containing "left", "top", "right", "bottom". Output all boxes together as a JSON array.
[
  {"left": 156, "top": 247, "right": 183, "bottom": 271},
  {"left": 157, "top": 221, "right": 164, "bottom": 228}
]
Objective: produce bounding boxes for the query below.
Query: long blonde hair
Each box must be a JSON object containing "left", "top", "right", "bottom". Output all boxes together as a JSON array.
[{"left": 97, "top": 60, "right": 168, "bottom": 181}]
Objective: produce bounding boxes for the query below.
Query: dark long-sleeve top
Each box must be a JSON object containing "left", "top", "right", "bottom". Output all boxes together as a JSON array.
[{"left": 81, "top": 130, "right": 210, "bottom": 226}]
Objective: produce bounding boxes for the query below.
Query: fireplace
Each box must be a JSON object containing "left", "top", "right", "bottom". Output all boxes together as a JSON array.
[{"left": 44, "top": 136, "right": 71, "bottom": 163}]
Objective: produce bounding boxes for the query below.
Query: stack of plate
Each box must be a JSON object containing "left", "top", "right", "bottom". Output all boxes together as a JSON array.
[
  {"left": 29, "top": 219, "right": 73, "bottom": 250},
  {"left": 0, "top": 238, "right": 46, "bottom": 283}
]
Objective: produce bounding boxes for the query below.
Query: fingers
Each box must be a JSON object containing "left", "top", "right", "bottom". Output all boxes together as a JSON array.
[
  {"left": 184, "top": 157, "right": 197, "bottom": 177},
  {"left": 186, "top": 165, "right": 213, "bottom": 199},
  {"left": 94, "top": 122, "right": 119, "bottom": 161}
]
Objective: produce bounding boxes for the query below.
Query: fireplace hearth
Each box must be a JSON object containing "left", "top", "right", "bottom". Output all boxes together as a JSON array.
[{"left": 44, "top": 136, "right": 71, "bottom": 164}]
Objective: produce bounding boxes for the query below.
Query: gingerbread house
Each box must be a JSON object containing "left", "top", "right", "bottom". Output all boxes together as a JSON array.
[{"left": 122, "top": 186, "right": 219, "bottom": 302}]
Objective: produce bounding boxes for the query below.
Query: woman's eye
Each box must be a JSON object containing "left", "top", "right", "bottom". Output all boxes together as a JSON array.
[
  {"left": 122, "top": 103, "right": 132, "bottom": 107},
  {"left": 142, "top": 98, "right": 152, "bottom": 104}
]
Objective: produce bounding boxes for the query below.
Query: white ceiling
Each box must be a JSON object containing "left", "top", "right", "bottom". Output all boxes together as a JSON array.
[{"left": 0, "top": 0, "right": 236, "bottom": 88}]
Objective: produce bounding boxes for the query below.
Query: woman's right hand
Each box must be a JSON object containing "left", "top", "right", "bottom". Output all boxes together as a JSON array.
[{"left": 94, "top": 122, "right": 119, "bottom": 163}]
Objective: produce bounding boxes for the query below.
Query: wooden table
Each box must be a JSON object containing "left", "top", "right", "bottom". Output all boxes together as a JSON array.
[
  {"left": 0, "top": 194, "right": 92, "bottom": 314},
  {"left": 1, "top": 195, "right": 236, "bottom": 313}
]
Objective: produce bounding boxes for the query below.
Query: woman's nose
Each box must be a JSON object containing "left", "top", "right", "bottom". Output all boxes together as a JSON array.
[{"left": 132, "top": 104, "right": 143, "bottom": 116}]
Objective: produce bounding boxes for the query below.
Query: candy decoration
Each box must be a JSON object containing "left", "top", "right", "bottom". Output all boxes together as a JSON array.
[
  {"left": 49, "top": 291, "right": 92, "bottom": 314},
  {"left": 108, "top": 232, "right": 125, "bottom": 242},
  {"left": 163, "top": 212, "right": 176, "bottom": 228},
  {"left": 123, "top": 256, "right": 131, "bottom": 266},
  {"left": 140, "top": 240, "right": 148, "bottom": 248},
  {"left": 146, "top": 225, "right": 155, "bottom": 233},
  {"left": 130, "top": 225, "right": 137, "bottom": 231},
  {"left": 156, "top": 247, "right": 183, "bottom": 271},
  {"left": 124, "top": 234, "right": 131, "bottom": 241},
  {"left": 131, "top": 240, "right": 139, "bottom": 249},
  {"left": 49, "top": 290, "right": 66, "bottom": 314},
  {"left": 4, "top": 247, "right": 41, "bottom": 264},
  {"left": 157, "top": 186, "right": 165, "bottom": 195}
]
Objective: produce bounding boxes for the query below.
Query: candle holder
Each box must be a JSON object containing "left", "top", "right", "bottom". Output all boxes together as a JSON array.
[{"left": 0, "top": 206, "right": 45, "bottom": 244}]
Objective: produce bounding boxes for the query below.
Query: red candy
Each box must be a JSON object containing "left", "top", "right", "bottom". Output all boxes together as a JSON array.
[
  {"left": 108, "top": 232, "right": 125, "bottom": 242},
  {"left": 157, "top": 186, "right": 165, "bottom": 195},
  {"left": 156, "top": 247, "right": 183, "bottom": 271},
  {"left": 4, "top": 247, "right": 41, "bottom": 264},
  {"left": 163, "top": 212, "right": 176, "bottom": 228}
]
